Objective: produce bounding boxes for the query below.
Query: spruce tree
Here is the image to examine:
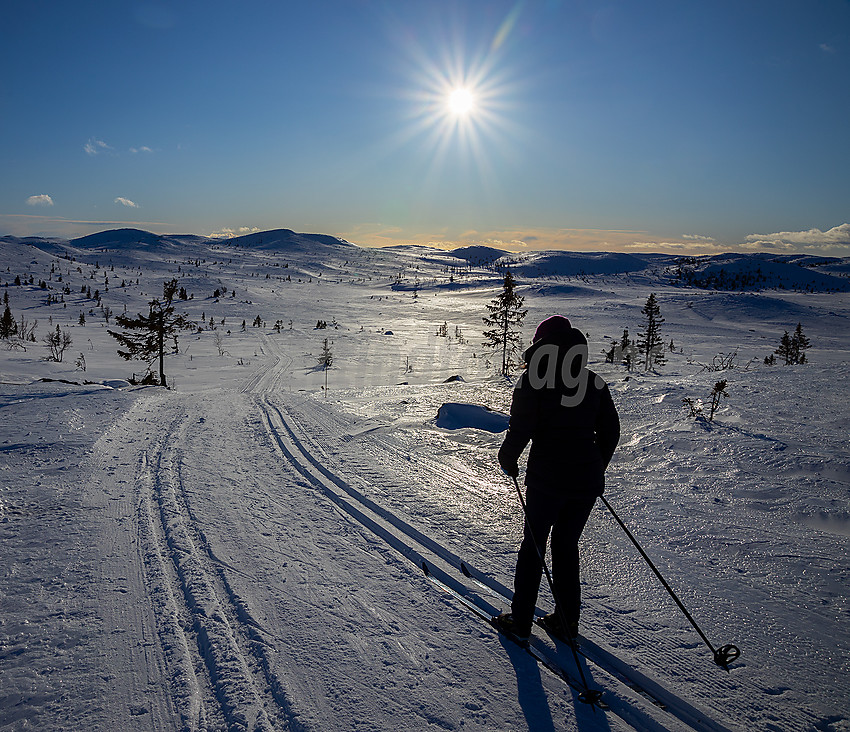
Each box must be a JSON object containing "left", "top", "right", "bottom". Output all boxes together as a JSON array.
[
  {"left": 318, "top": 337, "right": 333, "bottom": 369},
  {"left": 637, "top": 293, "right": 666, "bottom": 371},
  {"left": 776, "top": 323, "right": 810, "bottom": 365},
  {"left": 108, "top": 278, "right": 190, "bottom": 387},
  {"left": 791, "top": 323, "right": 810, "bottom": 364},
  {"left": 0, "top": 303, "right": 16, "bottom": 339},
  {"left": 775, "top": 331, "right": 794, "bottom": 365},
  {"left": 318, "top": 338, "right": 333, "bottom": 396},
  {"left": 483, "top": 271, "right": 527, "bottom": 376}
]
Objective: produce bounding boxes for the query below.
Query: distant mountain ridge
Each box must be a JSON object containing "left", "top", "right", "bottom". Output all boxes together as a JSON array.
[
  {"left": 2, "top": 226, "right": 848, "bottom": 292},
  {"left": 66, "top": 227, "right": 356, "bottom": 252}
]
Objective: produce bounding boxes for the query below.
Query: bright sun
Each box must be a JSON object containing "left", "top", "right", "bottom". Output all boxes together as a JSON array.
[{"left": 447, "top": 87, "right": 475, "bottom": 116}]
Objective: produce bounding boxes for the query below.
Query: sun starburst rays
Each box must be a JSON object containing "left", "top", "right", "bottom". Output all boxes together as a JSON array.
[{"left": 397, "top": 53, "right": 518, "bottom": 191}]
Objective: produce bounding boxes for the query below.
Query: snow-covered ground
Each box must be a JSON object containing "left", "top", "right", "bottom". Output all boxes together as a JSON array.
[{"left": 1, "top": 230, "right": 848, "bottom": 731}]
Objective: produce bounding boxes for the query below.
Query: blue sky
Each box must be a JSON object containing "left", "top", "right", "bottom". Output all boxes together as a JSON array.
[{"left": 2, "top": 1, "right": 848, "bottom": 254}]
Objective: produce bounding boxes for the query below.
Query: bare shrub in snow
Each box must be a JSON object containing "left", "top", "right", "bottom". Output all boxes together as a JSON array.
[
  {"left": 683, "top": 379, "right": 729, "bottom": 423},
  {"left": 43, "top": 324, "right": 72, "bottom": 362}
]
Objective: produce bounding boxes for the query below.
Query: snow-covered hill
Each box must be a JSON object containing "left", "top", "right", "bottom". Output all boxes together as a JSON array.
[
  {"left": 1, "top": 229, "right": 848, "bottom": 731},
  {"left": 494, "top": 250, "right": 651, "bottom": 278},
  {"left": 672, "top": 253, "right": 850, "bottom": 293}
]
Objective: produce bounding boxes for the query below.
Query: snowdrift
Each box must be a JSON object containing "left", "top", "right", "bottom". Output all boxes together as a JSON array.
[{"left": 435, "top": 402, "right": 509, "bottom": 432}]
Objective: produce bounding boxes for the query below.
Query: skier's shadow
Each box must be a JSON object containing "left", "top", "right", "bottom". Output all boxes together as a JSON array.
[{"left": 498, "top": 636, "right": 611, "bottom": 732}]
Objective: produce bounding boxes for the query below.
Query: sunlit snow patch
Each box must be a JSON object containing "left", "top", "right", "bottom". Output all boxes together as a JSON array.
[{"left": 436, "top": 402, "right": 509, "bottom": 433}]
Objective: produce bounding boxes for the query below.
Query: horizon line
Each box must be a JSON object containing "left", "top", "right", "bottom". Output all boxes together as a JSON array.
[{"left": 2, "top": 218, "right": 848, "bottom": 258}]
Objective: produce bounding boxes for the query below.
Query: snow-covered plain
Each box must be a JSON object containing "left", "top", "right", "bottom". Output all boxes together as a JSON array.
[{"left": 1, "top": 229, "right": 848, "bottom": 731}]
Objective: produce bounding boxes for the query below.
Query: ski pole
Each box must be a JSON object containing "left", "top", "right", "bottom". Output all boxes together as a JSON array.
[
  {"left": 599, "top": 495, "right": 740, "bottom": 669},
  {"left": 510, "top": 475, "right": 603, "bottom": 706}
]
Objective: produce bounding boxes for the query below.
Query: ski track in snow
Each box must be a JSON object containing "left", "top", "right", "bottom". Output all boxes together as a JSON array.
[
  {"left": 246, "top": 339, "right": 738, "bottom": 732},
  {"left": 79, "top": 391, "right": 299, "bottom": 730},
  {"left": 66, "top": 375, "right": 590, "bottom": 730},
  {"left": 245, "top": 336, "right": 849, "bottom": 731}
]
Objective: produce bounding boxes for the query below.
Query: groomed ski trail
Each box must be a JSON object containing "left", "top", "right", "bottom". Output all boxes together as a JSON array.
[
  {"left": 90, "top": 391, "right": 304, "bottom": 731},
  {"left": 260, "top": 378, "right": 828, "bottom": 732},
  {"left": 256, "top": 391, "right": 739, "bottom": 732}
]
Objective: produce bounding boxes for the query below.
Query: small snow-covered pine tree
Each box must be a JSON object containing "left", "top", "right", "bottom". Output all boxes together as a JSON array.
[
  {"left": 482, "top": 271, "right": 527, "bottom": 376},
  {"left": 791, "top": 323, "right": 810, "bottom": 364},
  {"left": 637, "top": 293, "right": 666, "bottom": 371},
  {"left": 0, "top": 303, "right": 16, "bottom": 339},
  {"left": 318, "top": 338, "right": 333, "bottom": 396},
  {"left": 318, "top": 338, "right": 333, "bottom": 369},
  {"left": 775, "top": 331, "right": 794, "bottom": 364}
]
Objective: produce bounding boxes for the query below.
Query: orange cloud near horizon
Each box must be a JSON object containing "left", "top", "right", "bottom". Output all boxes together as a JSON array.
[{"left": 340, "top": 225, "right": 728, "bottom": 255}]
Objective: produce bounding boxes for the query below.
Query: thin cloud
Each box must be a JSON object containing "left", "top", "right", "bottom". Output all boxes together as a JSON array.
[
  {"left": 129, "top": 146, "right": 153, "bottom": 154},
  {"left": 209, "top": 226, "right": 261, "bottom": 238},
  {"left": 84, "top": 138, "right": 112, "bottom": 155},
  {"left": 0, "top": 213, "right": 171, "bottom": 239},
  {"left": 476, "top": 238, "right": 529, "bottom": 250},
  {"left": 114, "top": 197, "right": 139, "bottom": 208},
  {"left": 26, "top": 194, "right": 54, "bottom": 207},
  {"left": 466, "top": 228, "right": 654, "bottom": 252},
  {"left": 346, "top": 226, "right": 659, "bottom": 252},
  {"left": 743, "top": 224, "right": 850, "bottom": 253},
  {"left": 820, "top": 43, "right": 836, "bottom": 54},
  {"left": 626, "top": 240, "right": 722, "bottom": 254},
  {"left": 428, "top": 229, "right": 730, "bottom": 254}
]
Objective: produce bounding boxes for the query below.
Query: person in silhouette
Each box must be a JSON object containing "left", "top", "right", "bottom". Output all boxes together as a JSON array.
[{"left": 495, "top": 315, "right": 620, "bottom": 643}]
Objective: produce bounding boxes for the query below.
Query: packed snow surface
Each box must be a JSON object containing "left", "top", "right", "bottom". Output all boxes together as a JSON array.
[{"left": 1, "top": 230, "right": 849, "bottom": 731}]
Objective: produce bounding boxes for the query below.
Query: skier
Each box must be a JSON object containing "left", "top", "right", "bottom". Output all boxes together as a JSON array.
[{"left": 495, "top": 315, "right": 620, "bottom": 643}]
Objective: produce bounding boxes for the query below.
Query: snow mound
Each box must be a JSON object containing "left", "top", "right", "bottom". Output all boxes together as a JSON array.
[
  {"left": 450, "top": 246, "right": 507, "bottom": 266},
  {"left": 100, "top": 379, "right": 131, "bottom": 389},
  {"left": 227, "top": 228, "right": 355, "bottom": 251},
  {"left": 435, "top": 402, "right": 509, "bottom": 432}
]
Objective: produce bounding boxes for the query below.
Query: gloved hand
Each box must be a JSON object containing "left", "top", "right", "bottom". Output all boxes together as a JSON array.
[
  {"left": 501, "top": 462, "right": 519, "bottom": 478},
  {"left": 498, "top": 446, "right": 519, "bottom": 478}
]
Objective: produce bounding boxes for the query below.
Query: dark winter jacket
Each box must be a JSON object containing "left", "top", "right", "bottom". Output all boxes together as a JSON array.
[{"left": 498, "top": 328, "right": 620, "bottom": 497}]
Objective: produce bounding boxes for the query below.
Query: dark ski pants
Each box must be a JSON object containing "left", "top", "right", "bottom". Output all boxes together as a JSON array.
[{"left": 510, "top": 489, "right": 596, "bottom": 635}]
